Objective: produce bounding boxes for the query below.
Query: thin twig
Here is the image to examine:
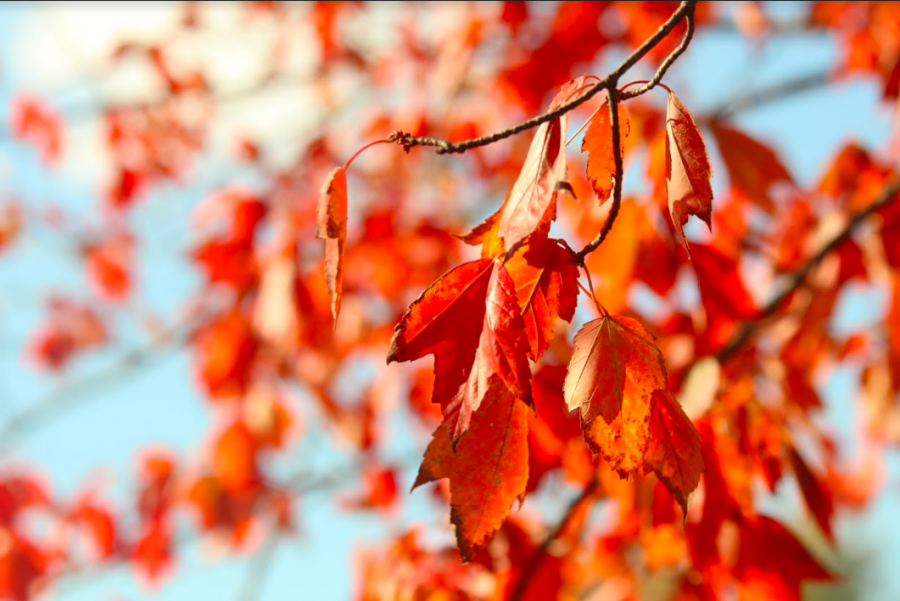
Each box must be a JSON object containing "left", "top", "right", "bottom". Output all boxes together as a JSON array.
[
  {"left": 621, "top": 5, "right": 696, "bottom": 101},
  {"left": 715, "top": 179, "right": 900, "bottom": 363},
  {"left": 576, "top": 87, "right": 624, "bottom": 262},
  {"left": 391, "top": 1, "right": 698, "bottom": 155},
  {"left": 507, "top": 478, "right": 599, "bottom": 601}
]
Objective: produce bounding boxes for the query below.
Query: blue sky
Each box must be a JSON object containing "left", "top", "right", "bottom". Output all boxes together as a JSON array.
[{"left": 1, "top": 3, "right": 899, "bottom": 600}]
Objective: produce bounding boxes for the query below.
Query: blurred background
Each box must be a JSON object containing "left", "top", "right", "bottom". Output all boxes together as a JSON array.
[{"left": 1, "top": 2, "right": 899, "bottom": 600}]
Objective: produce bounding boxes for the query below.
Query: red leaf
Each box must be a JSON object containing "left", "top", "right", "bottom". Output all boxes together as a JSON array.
[
  {"left": 787, "top": 447, "right": 834, "bottom": 542},
  {"left": 85, "top": 234, "right": 133, "bottom": 301},
  {"left": 736, "top": 515, "right": 832, "bottom": 600},
  {"left": 10, "top": 95, "right": 63, "bottom": 165},
  {"left": 413, "top": 389, "right": 528, "bottom": 562},
  {"left": 505, "top": 237, "right": 579, "bottom": 360},
  {"left": 665, "top": 90, "right": 713, "bottom": 257},
  {"left": 389, "top": 260, "right": 533, "bottom": 442},
  {"left": 647, "top": 389, "right": 705, "bottom": 514},
  {"left": 497, "top": 78, "right": 585, "bottom": 251},
  {"left": 316, "top": 166, "right": 348, "bottom": 321},
  {"left": 582, "top": 100, "right": 631, "bottom": 203},
  {"left": 72, "top": 500, "right": 117, "bottom": 560},
  {"left": 711, "top": 122, "right": 792, "bottom": 212},
  {"left": 565, "top": 315, "right": 703, "bottom": 513}
]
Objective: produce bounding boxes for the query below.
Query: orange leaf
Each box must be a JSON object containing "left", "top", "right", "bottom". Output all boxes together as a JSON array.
[
  {"left": 497, "top": 78, "right": 584, "bottom": 251},
  {"left": 711, "top": 122, "right": 791, "bottom": 212},
  {"left": 213, "top": 421, "right": 259, "bottom": 492},
  {"left": 505, "top": 237, "right": 579, "bottom": 361},
  {"left": 389, "top": 260, "right": 533, "bottom": 442},
  {"left": 665, "top": 90, "right": 713, "bottom": 257},
  {"left": 316, "top": 166, "right": 348, "bottom": 321},
  {"left": 413, "top": 389, "right": 528, "bottom": 562},
  {"left": 564, "top": 315, "right": 703, "bottom": 513},
  {"left": 582, "top": 100, "right": 630, "bottom": 204}
]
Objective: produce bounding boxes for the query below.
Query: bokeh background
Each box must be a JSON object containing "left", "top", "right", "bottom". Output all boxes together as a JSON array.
[{"left": 1, "top": 2, "right": 899, "bottom": 600}]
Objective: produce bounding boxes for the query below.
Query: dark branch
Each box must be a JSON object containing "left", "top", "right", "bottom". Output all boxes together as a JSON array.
[
  {"left": 621, "top": 4, "right": 696, "bottom": 101},
  {"left": 392, "top": 1, "right": 698, "bottom": 155},
  {"left": 576, "top": 87, "right": 624, "bottom": 263},
  {"left": 507, "top": 477, "right": 599, "bottom": 601},
  {"left": 716, "top": 179, "right": 900, "bottom": 363}
]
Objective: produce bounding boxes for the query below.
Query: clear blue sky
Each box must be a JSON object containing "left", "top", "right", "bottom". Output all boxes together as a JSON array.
[{"left": 0, "top": 3, "right": 898, "bottom": 600}]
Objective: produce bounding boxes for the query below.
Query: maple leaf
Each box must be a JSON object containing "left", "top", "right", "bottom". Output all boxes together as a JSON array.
[
  {"left": 496, "top": 77, "right": 586, "bottom": 252},
  {"left": 564, "top": 315, "right": 704, "bottom": 513},
  {"left": 505, "top": 236, "right": 579, "bottom": 361},
  {"left": 413, "top": 389, "right": 529, "bottom": 562},
  {"left": 388, "top": 259, "right": 533, "bottom": 441},
  {"left": 582, "top": 99, "right": 631, "bottom": 204},
  {"left": 665, "top": 90, "right": 713, "bottom": 257},
  {"left": 711, "top": 121, "right": 792, "bottom": 212},
  {"left": 316, "top": 166, "right": 348, "bottom": 322}
]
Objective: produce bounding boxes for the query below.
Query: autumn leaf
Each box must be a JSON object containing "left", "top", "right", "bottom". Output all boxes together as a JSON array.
[
  {"left": 711, "top": 121, "right": 791, "bottom": 212},
  {"left": 736, "top": 515, "right": 832, "bottom": 600},
  {"left": 388, "top": 259, "right": 533, "bottom": 441},
  {"left": 582, "top": 99, "right": 630, "bottom": 203},
  {"left": 497, "top": 77, "right": 585, "bottom": 251},
  {"left": 564, "top": 315, "right": 667, "bottom": 472},
  {"left": 505, "top": 236, "right": 579, "bottom": 361},
  {"left": 413, "top": 389, "right": 529, "bottom": 562},
  {"left": 787, "top": 446, "right": 834, "bottom": 542},
  {"left": 665, "top": 90, "right": 713, "bottom": 257},
  {"left": 459, "top": 193, "right": 556, "bottom": 259},
  {"left": 316, "top": 166, "right": 348, "bottom": 322},
  {"left": 646, "top": 389, "right": 705, "bottom": 514},
  {"left": 564, "top": 315, "right": 704, "bottom": 513}
]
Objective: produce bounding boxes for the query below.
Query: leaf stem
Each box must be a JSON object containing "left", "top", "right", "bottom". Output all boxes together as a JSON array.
[{"left": 343, "top": 139, "right": 390, "bottom": 170}]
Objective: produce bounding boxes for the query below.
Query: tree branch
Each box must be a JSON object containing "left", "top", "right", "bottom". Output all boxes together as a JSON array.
[
  {"left": 391, "top": 1, "right": 698, "bottom": 155},
  {"left": 507, "top": 477, "right": 599, "bottom": 601},
  {"left": 576, "top": 87, "right": 624, "bottom": 263},
  {"left": 716, "top": 179, "right": 900, "bottom": 363}
]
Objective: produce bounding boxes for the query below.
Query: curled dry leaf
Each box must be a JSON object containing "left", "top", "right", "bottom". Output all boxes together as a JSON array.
[
  {"left": 665, "top": 90, "right": 713, "bottom": 258},
  {"left": 582, "top": 99, "right": 631, "bottom": 204},
  {"left": 316, "top": 166, "right": 348, "bottom": 322}
]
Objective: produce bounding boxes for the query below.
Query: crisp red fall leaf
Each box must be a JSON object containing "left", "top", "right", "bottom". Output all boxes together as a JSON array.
[
  {"left": 413, "top": 389, "right": 529, "bottom": 562},
  {"left": 388, "top": 259, "right": 533, "bottom": 442},
  {"left": 564, "top": 315, "right": 704, "bottom": 513},
  {"left": 665, "top": 90, "right": 713, "bottom": 257},
  {"left": 504, "top": 236, "right": 579, "bottom": 361},
  {"left": 317, "top": 166, "right": 348, "bottom": 321},
  {"left": 496, "top": 78, "right": 585, "bottom": 251},
  {"left": 582, "top": 99, "right": 631, "bottom": 203}
]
